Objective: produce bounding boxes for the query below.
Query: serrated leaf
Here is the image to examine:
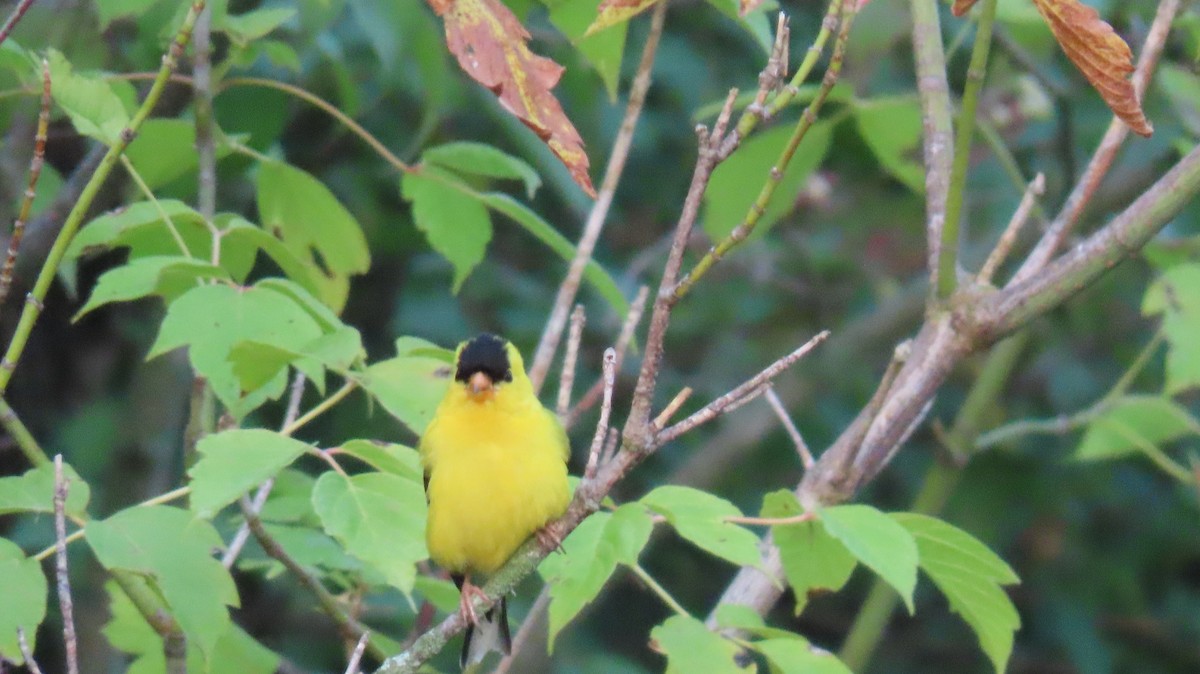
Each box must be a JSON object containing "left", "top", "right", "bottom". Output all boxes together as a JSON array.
[
  {"left": 892, "top": 514, "right": 1020, "bottom": 674},
  {"left": 257, "top": 469, "right": 318, "bottom": 525},
  {"left": 248, "top": 523, "right": 362, "bottom": 574},
  {"left": 429, "top": 0, "right": 595, "bottom": 196},
  {"left": 46, "top": 49, "right": 130, "bottom": 143},
  {"left": 103, "top": 581, "right": 278, "bottom": 674},
  {"left": 220, "top": 7, "right": 296, "bottom": 44},
  {"left": 188, "top": 430, "right": 312, "bottom": 519},
  {"left": 539, "top": 505, "right": 653, "bottom": 649},
  {"left": 756, "top": 638, "right": 852, "bottom": 674},
  {"left": 362, "top": 337, "right": 453, "bottom": 435},
  {"left": 0, "top": 461, "right": 90, "bottom": 517},
  {"left": 480, "top": 193, "right": 629, "bottom": 317},
  {"left": 125, "top": 119, "right": 200, "bottom": 190},
  {"left": 585, "top": 0, "right": 660, "bottom": 36},
  {"left": 651, "top": 615, "right": 752, "bottom": 674},
  {"left": 1075, "top": 395, "right": 1199, "bottom": 461},
  {"left": 703, "top": 121, "right": 833, "bottom": 240},
  {"left": 0, "top": 539, "right": 48, "bottom": 665},
  {"left": 424, "top": 142, "right": 541, "bottom": 199},
  {"left": 228, "top": 326, "right": 363, "bottom": 394},
  {"left": 147, "top": 283, "right": 324, "bottom": 417},
  {"left": 337, "top": 440, "right": 424, "bottom": 482},
  {"left": 401, "top": 168, "right": 492, "bottom": 291},
  {"left": 761, "top": 490, "right": 855, "bottom": 614},
  {"left": 66, "top": 200, "right": 205, "bottom": 260},
  {"left": 855, "top": 97, "right": 925, "bottom": 194},
  {"left": 86, "top": 506, "right": 239, "bottom": 658},
  {"left": 312, "top": 471, "right": 427, "bottom": 594},
  {"left": 256, "top": 161, "right": 370, "bottom": 312},
  {"left": 547, "top": 0, "right": 627, "bottom": 100},
  {"left": 1143, "top": 264, "right": 1200, "bottom": 393},
  {"left": 1031, "top": 0, "right": 1152, "bottom": 136},
  {"left": 74, "top": 256, "right": 230, "bottom": 320},
  {"left": 642, "top": 486, "right": 762, "bottom": 568},
  {"left": 819, "top": 504, "right": 918, "bottom": 613}
]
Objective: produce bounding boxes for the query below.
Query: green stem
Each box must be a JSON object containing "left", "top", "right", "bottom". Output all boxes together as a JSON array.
[
  {"left": 0, "top": 0, "right": 207, "bottom": 396},
  {"left": 937, "top": 0, "right": 998, "bottom": 299},
  {"left": 0, "top": 397, "right": 49, "bottom": 466},
  {"left": 120, "top": 155, "right": 192, "bottom": 257},
  {"left": 674, "top": 2, "right": 858, "bottom": 301},
  {"left": 281, "top": 380, "right": 357, "bottom": 436},
  {"left": 631, "top": 563, "right": 691, "bottom": 618},
  {"left": 759, "top": 0, "right": 844, "bottom": 123}
]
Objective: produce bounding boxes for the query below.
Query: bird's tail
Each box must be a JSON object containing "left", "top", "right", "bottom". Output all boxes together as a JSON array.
[{"left": 461, "top": 596, "right": 511, "bottom": 669}]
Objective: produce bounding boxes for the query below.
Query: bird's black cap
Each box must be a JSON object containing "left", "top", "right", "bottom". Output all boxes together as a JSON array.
[{"left": 455, "top": 334, "right": 513, "bottom": 384}]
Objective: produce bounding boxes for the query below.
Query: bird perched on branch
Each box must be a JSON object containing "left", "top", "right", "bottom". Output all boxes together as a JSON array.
[{"left": 421, "top": 333, "right": 571, "bottom": 668}]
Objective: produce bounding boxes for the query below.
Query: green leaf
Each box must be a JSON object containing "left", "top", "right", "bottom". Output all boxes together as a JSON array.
[
  {"left": 75, "top": 256, "right": 230, "bottom": 320},
  {"left": 819, "top": 504, "right": 918, "bottom": 613},
  {"left": 188, "top": 429, "right": 312, "bottom": 519},
  {"left": 546, "top": 0, "right": 627, "bottom": 99},
  {"left": 702, "top": 121, "right": 834, "bottom": 240},
  {"left": 220, "top": 7, "right": 297, "bottom": 44},
  {"left": 337, "top": 439, "right": 424, "bottom": 482},
  {"left": 96, "top": 0, "right": 163, "bottom": 28},
  {"left": 0, "top": 539, "right": 48, "bottom": 665},
  {"left": 257, "top": 161, "right": 370, "bottom": 312},
  {"left": 0, "top": 461, "right": 90, "bottom": 517},
  {"left": 761, "top": 490, "right": 855, "bottom": 614},
  {"left": 650, "top": 615, "right": 752, "bottom": 674},
  {"left": 228, "top": 326, "right": 363, "bottom": 394},
  {"left": 892, "top": 513, "right": 1020, "bottom": 674},
  {"left": 1075, "top": 395, "right": 1199, "bottom": 461},
  {"left": 67, "top": 200, "right": 205, "bottom": 260},
  {"left": 1159, "top": 63, "right": 1200, "bottom": 137},
  {"left": 257, "top": 469, "right": 318, "bottom": 525},
  {"left": 1142, "top": 264, "right": 1200, "bottom": 393},
  {"left": 125, "top": 119, "right": 199, "bottom": 190},
  {"left": 401, "top": 168, "right": 492, "bottom": 292},
  {"left": 86, "top": 506, "right": 239, "bottom": 658},
  {"left": 539, "top": 504, "right": 653, "bottom": 649},
  {"left": 855, "top": 97, "right": 926, "bottom": 193},
  {"left": 755, "top": 638, "right": 852, "bottom": 674},
  {"left": 237, "top": 523, "right": 362, "bottom": 575},
  {"left": 712, "top": 604, "right": 805, "bottom": 641},
  {"left": 312, "top": 471, "right": 427, "bottom": 595},
  {"left": 705, "top": 0, "right": 774, "bottom": 53},
  {"left": 103, "top": 581, "right": 279, "bottom": 674},
  {"left": 641, "top": 486, "right": 762, "bottom": 568},
  {"left": 46, "top": 49, "right": 130, "bottom": 144},
  {"left": 362, "top": 337, "right": 453, "bottom": 435},
  {"left": 147, "top": 283, "right": 324, "bottom": 417},
  {"left": 481, "top": 193, "right": 630, "bottom": 317},
  {"left": 424, "top": 142, "right": 542, "bottom": 199}
]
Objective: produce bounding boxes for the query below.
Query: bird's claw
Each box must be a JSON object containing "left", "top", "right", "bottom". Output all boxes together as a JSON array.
[{"left": 459, "top": 581, "right": 489, "bottom": 626}]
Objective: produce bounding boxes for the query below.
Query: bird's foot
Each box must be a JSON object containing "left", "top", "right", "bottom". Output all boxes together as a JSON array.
[
  {"left": 536, "top": 524, "right": 565, "bottom": 553},
  {"left": 458, "top": 579, "right": 489, "bottom": 626}
]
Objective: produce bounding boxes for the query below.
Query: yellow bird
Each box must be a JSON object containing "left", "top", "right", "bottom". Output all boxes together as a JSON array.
[{"left": 420, "top": 333, "right": 571, "bottom": 667}]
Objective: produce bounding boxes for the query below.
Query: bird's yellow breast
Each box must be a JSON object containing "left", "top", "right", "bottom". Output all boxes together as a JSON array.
[{"left": 421, "top": 388, "right": 570, "bottom": 575}]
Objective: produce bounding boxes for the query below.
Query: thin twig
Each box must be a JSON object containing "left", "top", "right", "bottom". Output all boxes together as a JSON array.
[
  {"left": 557, "top": 305, "right": 586, "bottom": 418},
  {"left": 53, "top": 455, "right": 79, "bottom": 674},
  {"left": 657, "top": 331, "right": 830, "bottom": 445},
  {"left": 491, "top": 586, "right": 551, "bottom": 674},
  {"left": 586, "top": 348, "right": 617, "bottom": 480},
  {"left": 1010, "top": 0, "right": 1179, "bottom": 284},
  {"left": 630, "top": 563, "right": 690, "bottom": 617},
  {"left": 566, "top": 285, "right": 649, "bottom": 428},
  {"left": 0, "top": 0, "right": 36, "bottom": 47},
  {"left": 17, "top": 627, "right": 43, "bottom": 674},
  {"left": 282, "top": 380, "right": 356, "bottom": 436},
  {"left": 528, "top": 1, "right": 667, "bottom": 390},
  {"left": 193, "top": 2, "right": 216, "bottom": 220},
  {"left": 650, "top": 387, "right": 693, "bottom": 432},
  {"left": 345, "top": 632, "right": 370, "bottom": 674},
  {"left": 120, "top": 155, "right": 192, "bottom": 257},
  {"left": 600, "top": 427, "right": 620, "bottom": 467},
  {"left": 0, "top": 58, "right": 49, "bottom": 307},
  {"left": 763, "top": 386, "right": 814, "bottom": 469},
  {"left": 977, "top": 173, "right": 1045, "bottom": 284}
]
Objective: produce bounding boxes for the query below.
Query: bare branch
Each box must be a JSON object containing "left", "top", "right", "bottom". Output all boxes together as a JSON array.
[
  {"left": 528, "top": 2, "right": 667, "bottom": 390},
  {"left": 53, "top": 456, "right": 79, "bottom": 674},
  {"left": 977, "top": 173, "right": 1045, "bottom": 284},
  {"left": 0, "top": 59, "right": 49, "bottom": 308},
  {"left": 557, "top": 305, "right": 586, "bottom": 418},
  {"left": 0, "top": 0, "right": 36, "bottom": 48},
  {"left": 651, "top": 387, "right": 693, "bottom": 432},
  {"left": 1010, "top": 0, "right": 1179, "bottom": 283},
  {"left": 657, "top": 332, "right": 830, "bottom": 445},
  {"left": 566, "top": 285, "right": 649, "bottom": 428},
  {"left": 585, "top": 348, "right": 617, "bottom": 480},
  {"left": 345, "top": 632, "right": 370, "bottom": 674},
  {"left": 192, "top": 3, "right": 216, "bottom": 220},
  {"left": 16, "top": 627, "right": 43, "bottom": 674},
  {"left": 764, "top": 386, "right": 813, "bottom": 469}
]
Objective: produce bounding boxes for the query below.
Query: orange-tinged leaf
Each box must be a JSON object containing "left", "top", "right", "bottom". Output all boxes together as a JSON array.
[
  {"left": 585, "top": 0, "right": 662, "bottom": 37},
  {"left": 430, "top": 0, "right": 596, "bottom": 197},
  {"left": 1032, "top": 0, "right": 1153, "bottom": 137},
  {"left": 951, "top": 0, "right": 979, "bottom": 16},
  {"left": 740, "top": 0, "right": 766, "bottom": 17}
]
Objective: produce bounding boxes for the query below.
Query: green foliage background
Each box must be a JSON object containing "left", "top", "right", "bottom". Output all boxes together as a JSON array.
[{"left": 0, "top": 0, "right": 1198, "bottom": 672}]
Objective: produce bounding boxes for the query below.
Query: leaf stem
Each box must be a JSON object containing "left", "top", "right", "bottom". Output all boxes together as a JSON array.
[
  {"left": 937, "top": 0, "right": 998, "bottom": 299},
  {"left": 281, "top": 380, "right": 357, "bottom": 436},
  {"left": 120, "top": 155, "right": 193, "bottom": 257},
  {"left": 630, "top": 563, "right": 691, "bottom": 618}
]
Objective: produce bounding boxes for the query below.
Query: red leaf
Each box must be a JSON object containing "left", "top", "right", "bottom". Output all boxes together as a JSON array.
[
  {"left": 429, "top": 0, "right": 596, "bottom": 197},
  {"left": 951, "top": 0, "right": 979, "bottom": 16}
]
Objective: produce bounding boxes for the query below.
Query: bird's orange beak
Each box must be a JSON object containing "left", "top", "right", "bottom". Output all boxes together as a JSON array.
[{"left": 467, "top": 371, "right": 494, "bottom": 400}]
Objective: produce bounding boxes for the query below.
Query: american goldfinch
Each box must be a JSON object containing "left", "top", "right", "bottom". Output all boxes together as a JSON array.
[{"left": 420, "top": 333, "right": 571, "bottom": 667}]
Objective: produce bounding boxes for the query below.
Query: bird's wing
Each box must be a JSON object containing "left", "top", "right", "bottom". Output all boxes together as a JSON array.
[{"left": 545, "top": 407, "right": 570, "bottom": 462}]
